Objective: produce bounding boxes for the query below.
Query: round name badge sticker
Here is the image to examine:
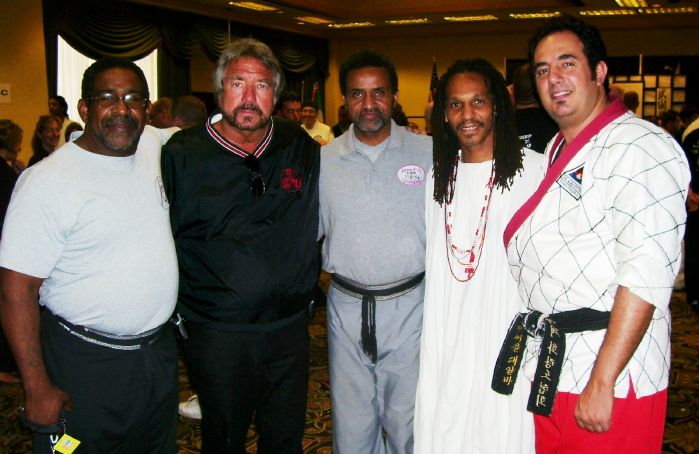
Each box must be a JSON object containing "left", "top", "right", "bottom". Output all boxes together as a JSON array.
[{"left": 397, "top": 165, "right": 426, "bottom": 186}]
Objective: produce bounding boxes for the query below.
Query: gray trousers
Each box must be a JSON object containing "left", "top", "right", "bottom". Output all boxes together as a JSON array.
[{"left": 327, "top": 281, "right": 424, "bottom": 454}]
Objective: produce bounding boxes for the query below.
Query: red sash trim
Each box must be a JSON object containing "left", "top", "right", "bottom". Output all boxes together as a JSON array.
[{"left": 503, "top": 98, "right": 628, "bottom": 249}]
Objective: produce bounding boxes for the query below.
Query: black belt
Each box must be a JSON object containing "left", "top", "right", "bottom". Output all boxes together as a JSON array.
[
  {"left": 331, "top": 272, "right": 425, "bottom": 363},
  {"left": 43, "top": 309, "right": 167, "bottom": 351},
  {"left": 491, "top": 308, "right": 611, "bottom": 416}
]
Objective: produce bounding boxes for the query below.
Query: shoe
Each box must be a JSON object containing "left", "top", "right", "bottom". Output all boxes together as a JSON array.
[{"left": 178, "top": 394, "right": 202, "bottom": 419}]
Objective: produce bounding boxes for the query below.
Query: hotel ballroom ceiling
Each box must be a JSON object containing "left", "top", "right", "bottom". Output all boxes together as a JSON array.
[{"left": 128, "top": 0, "right": 699, "bottom": 38}]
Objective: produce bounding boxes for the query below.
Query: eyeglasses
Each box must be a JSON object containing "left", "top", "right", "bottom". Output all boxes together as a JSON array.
[
  {"left": 86, "top": 93, "right": 148, "bottom": 110},
  {"left": 244, "top": 154, "right": 265, "bottom": 198}
]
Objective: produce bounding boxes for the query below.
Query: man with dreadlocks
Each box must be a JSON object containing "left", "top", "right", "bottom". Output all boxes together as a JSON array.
[{"left": 413, "top": 58, "right": 543, "bottom": 453}]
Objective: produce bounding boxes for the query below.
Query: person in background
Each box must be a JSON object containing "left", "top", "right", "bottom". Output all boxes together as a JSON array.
[
  {"left": 0, "top": 119, "right": 23, "bottom": 385},
  {"left": 171, "top": 95, "right": 207, "bottom": 129},
  {"left": 301, "top": 100, "right": 334, "bottom": 145},
  {"left": 682, "top": 113, "right": 699, "bottom": 313},
  {"left": 64, "top": 122, "right": 83, "bottom": 143},
  {"left": 48, "top": 95, "right": 80, "bottom": 147},
  {"left": 660, "top": 109, "right": 684, "bottom": 142},
  {"left": 274, "top": 90, "right": 303, "bottom": 124},
  {"left": 331, "top": 104, "right": 351, "bottom": 137},
  {"left": 150, "top": 97, "right": 174, "bottom": 128},
  {"left": 495, "top": 15, "right": 689, "bottom": 453},
  {"left": 512, "top": 63, "right": 558, "bottom": 154},
  {"left": 28, "top": 115, "right": 61, "bottom": 167},
  {"left": 622, "top": 91, "right": 640, "bottom": 115},
  {"left": 320, "top": 50, "right": 431, "bottom": 454},
  {"left": 406, "top": 121, "right": 420, "bottom": 134}
]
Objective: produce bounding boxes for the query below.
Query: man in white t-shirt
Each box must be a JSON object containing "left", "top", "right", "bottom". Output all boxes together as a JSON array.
[
  {"left": 301, "top": 100, "right": 334, "bottom": 145},
  {"left": 0, "top": 57, "right": 179, "bottom": 454}
]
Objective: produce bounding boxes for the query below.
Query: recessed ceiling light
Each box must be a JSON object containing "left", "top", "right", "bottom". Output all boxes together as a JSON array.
[
  {"left": 228, "top": 2, "right": 277, "bottom": 12},
  {"left": 295, "top": 16, "right": 335, "bottom": 24},
  {"left": 638, "top": 7, "right": 697, "bottom": 14},
  {"left": 444, "top": 15, "right": 498, "bottom": 22},
  {"left": 385, "top": 18, "right": 430, "bottom": 25},
  {"left": 615, "top": 0, "right": 648, "bottom": 7},
  {"left": 580, "top": 9, "right": 637, "bottom": 16},
  {"left": 328, "top": 22, "right": 375, "bottom": 29},
  {"left": 509, "top": 12, "right": 561, "bottom": 19}
]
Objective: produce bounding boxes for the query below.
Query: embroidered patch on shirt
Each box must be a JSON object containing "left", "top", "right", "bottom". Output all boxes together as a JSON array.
[
  {"left": 556, "top": 164, "right": 584, "bottom": 200},
  {"left": 155, "top": 176, "right": 169, "bottom": 209},
  {"left": 281, "top": 168, "right": 302, "bottom": 192},
  {"left": 397, "top": 165, "right": 426, "bottom": 186}
]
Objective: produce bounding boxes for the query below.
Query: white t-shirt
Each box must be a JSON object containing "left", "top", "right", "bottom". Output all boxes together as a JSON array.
[{"left": 0, "top": 127, "right": 178, "bottom": 335}]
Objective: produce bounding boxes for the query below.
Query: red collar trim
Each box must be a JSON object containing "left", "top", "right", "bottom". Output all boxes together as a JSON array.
[
  {"left": 206, "top": 116, "right": 274, "bottom": 159},
  {"left": 503, "top": 98, "right": 628, "bottom": 249}
]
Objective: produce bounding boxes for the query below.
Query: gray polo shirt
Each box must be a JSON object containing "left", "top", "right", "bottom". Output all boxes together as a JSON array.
[{"left": 320, "top": 121, "right": 432, "bottom": 284}]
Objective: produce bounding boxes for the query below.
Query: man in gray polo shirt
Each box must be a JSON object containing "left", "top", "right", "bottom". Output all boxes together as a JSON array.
[{"left": 320, "top": 50, "right": 431, "bottom": 454}]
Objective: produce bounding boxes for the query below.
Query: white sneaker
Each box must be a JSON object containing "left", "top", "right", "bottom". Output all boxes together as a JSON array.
[{"left": 178, "top": 394, "right": 202, "bottom": 419}]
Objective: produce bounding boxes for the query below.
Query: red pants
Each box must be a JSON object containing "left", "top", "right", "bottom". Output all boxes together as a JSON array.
[{"left": 534, "top": 382, "right": 667, "bottom": 453}]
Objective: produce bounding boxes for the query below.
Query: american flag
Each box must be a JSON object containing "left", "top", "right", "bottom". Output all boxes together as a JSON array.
[{"left": 430, "top": 57, "right": 439, "bottom": 97}]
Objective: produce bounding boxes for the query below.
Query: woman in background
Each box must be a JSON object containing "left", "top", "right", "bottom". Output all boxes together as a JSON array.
[
  {"left": 0, "top": 119, "right": 23, "bottom": 384},
  {"left": 28, "top": 114, "right": 61, "bottom": 167}
]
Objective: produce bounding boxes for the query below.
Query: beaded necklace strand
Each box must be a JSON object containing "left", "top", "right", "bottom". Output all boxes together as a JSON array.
[{"left": 444, "top": 157, "right": 496, "bottom": 282}]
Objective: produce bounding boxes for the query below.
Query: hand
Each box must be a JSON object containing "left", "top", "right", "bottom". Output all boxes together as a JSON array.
[
  {"left": 574, "top": 381, "right": 614, "bottom": 433},
  {"left": 24, "top": 383, "right": 72, "bottom": 426}
]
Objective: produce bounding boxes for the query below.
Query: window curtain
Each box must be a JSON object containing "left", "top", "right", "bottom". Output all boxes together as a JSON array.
[{"left": 42, "top": 0, "right": 329, "bottom": 102}]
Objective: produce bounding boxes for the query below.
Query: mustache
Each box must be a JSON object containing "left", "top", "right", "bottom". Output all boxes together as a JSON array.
[
  {"left": 105, "top": 115, "right": 138, "bottom": 129},
  {"left": 234, "top": 104, "right": 263, "bottom": 116},
  {"left": 456, "top": 120, "right": 484, "bottom": 129}
]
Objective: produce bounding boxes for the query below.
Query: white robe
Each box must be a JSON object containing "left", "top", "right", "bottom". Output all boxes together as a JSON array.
[{"left": 414, "top": 150, "right": 543, "bottom": 453}]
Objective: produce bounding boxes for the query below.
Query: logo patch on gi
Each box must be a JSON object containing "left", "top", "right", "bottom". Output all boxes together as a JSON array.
[
  {"left": 155, "top": 177, "right": 169, "bottom": 209},
  {"left": 556, "top": 164, "right": 584, "bottom": 200},
  {"left": 281, "top": 168, "right": 302, "bottom": 192},
  {"left": 397, "top": 165, "right": 426, "bottom": 186}
]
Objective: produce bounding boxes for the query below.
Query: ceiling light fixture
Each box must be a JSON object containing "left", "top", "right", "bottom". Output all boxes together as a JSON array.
[
  {"left": 328, "top": 22, "right": 375, "bottom": 29},
  {"left": 385, "top": 18, "right": 430, "bottom": 25},
  {"left": 615, "top": 0, "right": 648, "bottom": 7},
  {"left": 444, "top": 15, "right": 498, "bottom": 22},
  {"left": 638, "top": 7, "right": 697, "bottom": 14},
  {"left": 580, "top": 9, "right": 637, "bottom": 16},
  {"left": 295, "top": 16, "right": 335, "bottom": 24},
  {"left": 228, "top": 2, "right": 277, "bottom": 12},
  {"left": 509, "top": 12, "right": 561, "bottom": 19}
]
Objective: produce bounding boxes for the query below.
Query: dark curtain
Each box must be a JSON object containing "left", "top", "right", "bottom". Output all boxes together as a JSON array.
[{"left": 42, "top": 0, "right": 329, "bottom": 104}]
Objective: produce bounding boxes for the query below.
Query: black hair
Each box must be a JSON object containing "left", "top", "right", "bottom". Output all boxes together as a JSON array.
[
  {"left": 432, "top": 58, "right": 523, "bottom": 205},
  {"left": 81, "top": 57, "right": 150, "bottom": 101},
  {"left": 49, "top": 95, "right": 69, "bottom": 117},
  {"left": 339, "top": 50, "right": 398, "bottom": 96},
  {"left": 301, "top": 100, "right": 318, "bottom": 110},
  {"left": 528, "top": 14, "right": 608, "bottom": 91}
]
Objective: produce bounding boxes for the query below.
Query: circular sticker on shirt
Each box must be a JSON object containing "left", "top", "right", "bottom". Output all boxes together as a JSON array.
[
  {"left": 155, "top": 177, "right": 169, "bottom": 210},
  {"left": 397, "top": 165, "right": 426, "bottom": 186}
]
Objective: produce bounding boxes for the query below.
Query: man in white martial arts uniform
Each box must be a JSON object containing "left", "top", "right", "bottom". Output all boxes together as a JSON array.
[
  {"left": 494, "top": 15, "right": 689, "bottom": 453},
  {"left": 414, "top": 58, "right": 542, "bottom": 453},
  {"left": 320, "top": 50, "right": 431, "bottom": 454}
]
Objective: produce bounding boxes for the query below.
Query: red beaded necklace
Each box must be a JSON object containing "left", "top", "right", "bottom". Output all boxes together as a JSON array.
[{"left": 444, "top": 157, "right": 495, "bottom": 282}]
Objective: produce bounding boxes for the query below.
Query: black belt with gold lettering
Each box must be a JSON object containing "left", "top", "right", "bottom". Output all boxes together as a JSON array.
[
  {"left": 491, "top": 308, "right": 610, "bottom": 416},
  {"left": 331, "top": 272, "right": 425, "bottom": 363}
]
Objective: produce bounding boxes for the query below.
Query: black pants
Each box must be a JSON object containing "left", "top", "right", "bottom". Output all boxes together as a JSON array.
[
  {"left": 686, "top": 210, "right": 699, "bottom": 306},
  {"left": 34, "top": 311, "right": 178, "bottom": 454},
  {"left": 182, "top": 311, "right": 310, "bottom": 454}
]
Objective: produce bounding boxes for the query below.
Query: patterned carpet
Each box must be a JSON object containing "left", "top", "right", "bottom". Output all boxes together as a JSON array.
[{"left": 0, "top": 291, "right": 697, "bottom": 453}]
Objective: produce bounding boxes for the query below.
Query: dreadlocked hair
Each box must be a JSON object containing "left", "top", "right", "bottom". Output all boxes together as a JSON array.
[{"left": 432, "top": 58, "right": 523, "bottom": 206}]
